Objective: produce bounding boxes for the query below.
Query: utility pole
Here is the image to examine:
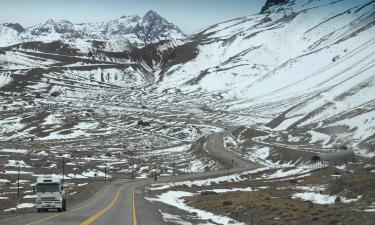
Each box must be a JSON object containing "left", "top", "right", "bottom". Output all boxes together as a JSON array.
[
  {"left": 251, "top": 211, "right": 256, "bottom": 225},
  {"left": 172, "top": 156, "right": 176, "bottom": 186},
  {"left": 62, "top": 157, "right": 65, "bottom": 185},
  {"left": 160, "top": 149, "right": 163, "bottom": 175},
  {"left": 17, "top": 161, "right": 20, "bottom": 200},
  {"left": 227, "top": 167, "right": 230, "bottom": 181},
  {"left": 131, "top": 156, "right": 135, "bottom": 179}
]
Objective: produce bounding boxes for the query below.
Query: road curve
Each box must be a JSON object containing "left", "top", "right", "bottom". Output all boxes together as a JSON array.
[
  {"left": 206, "top": 133, "right": 258, "bottom": 169},
  {"left": 0, "top": 133, "right": 259, "bottom": 225}
]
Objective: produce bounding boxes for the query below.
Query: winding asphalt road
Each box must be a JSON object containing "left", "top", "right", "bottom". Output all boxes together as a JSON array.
[{"left": 0, "top": 133, "right": 259, "bottom": 225}]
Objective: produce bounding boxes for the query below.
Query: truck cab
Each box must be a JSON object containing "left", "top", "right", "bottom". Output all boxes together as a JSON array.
[{"left": 35, "top": 175, "right": 66, "bottom": 212}]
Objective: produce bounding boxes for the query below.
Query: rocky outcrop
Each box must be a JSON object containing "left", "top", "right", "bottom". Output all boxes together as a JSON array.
[
  {"left": 261, "top": 0, "right": 289, "bottom": 13},
  {"left": 3, "top": 23, "right": 25, "bottom": 33}
]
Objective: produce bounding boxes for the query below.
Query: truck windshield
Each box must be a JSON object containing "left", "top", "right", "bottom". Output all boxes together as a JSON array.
[{"left": 36, "top": 183, "right": 60, "bottom": 192}]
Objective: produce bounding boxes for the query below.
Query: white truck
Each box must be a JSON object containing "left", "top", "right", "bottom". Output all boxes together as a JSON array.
[{"left": 35, "top": 175, "right": 67, "bottom": 212}]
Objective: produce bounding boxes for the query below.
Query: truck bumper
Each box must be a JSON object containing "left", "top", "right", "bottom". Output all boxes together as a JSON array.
[{"left": 37, "top": 201, "right": 62, "bottom": 209}]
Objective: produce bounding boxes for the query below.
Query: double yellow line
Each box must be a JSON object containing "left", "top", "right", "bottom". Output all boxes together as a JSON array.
[
  {"left": 80, "top": 185, "right": 123, "bottom": 225},
  {"left": 80, "top": 186, "right": 138, "bottom": 225},
  {"left": 132, "top": 188, "right": 138, "bottom": 225}
]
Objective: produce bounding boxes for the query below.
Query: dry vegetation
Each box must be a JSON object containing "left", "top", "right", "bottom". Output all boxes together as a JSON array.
[{"left": 184, "top": 164, "right": 375, "bottom": 225}]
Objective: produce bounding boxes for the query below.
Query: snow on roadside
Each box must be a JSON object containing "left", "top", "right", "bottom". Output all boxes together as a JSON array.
[
  {"left": 17, "top": 203, "right": 35, "bottom": 209},
  {"left": 261, "top": 166, "right": 320, "bottom": 180},
  {"left": 3, "top": 170, "right": 32, "bottom": 175},
  {"left": 78, "top": 183, "right": 88, "bottom": 187},
  {"left": 67, "top": 173, "right": 88, "bottom": 179},
  {"left": 199, "top": 187, "right": 268, "bottom": 193},
  {"left": 23, "top": 195, "right": 36, "bottom": 199},
  {"left": 159, "top": 210, "right": 193, "bottom": 225},
  {"left": 147, "top": 191, "right": 245, "bottom": 225},
  {"left": 4, "top": 203, "right": 35, "bottom": 212}
]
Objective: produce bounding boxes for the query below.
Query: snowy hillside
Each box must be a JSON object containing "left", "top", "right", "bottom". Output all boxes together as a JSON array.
[
  {"left": 0, "top": 10, "right": 185, "bottom": 49},
  {"left": 0, "top": 0, "right": 374, "bottom": 160},
  {"left": 156, "top": 0, "right": 375, "bottom": 157}
]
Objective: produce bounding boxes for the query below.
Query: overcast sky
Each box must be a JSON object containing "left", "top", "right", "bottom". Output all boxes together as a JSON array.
[{"left": 0, "top": 0, "right": 266, "bottom": 34}]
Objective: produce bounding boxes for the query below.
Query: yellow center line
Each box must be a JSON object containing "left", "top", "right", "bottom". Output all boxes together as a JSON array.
[
  {"left": 132, "top": 188, "right": 138, "bottom": 225},
  {"left": 25, "top": 185, "right": 111, "bottom": 225},
  {"left": 80, "top": 185, "right": 124, "bottom": 225}
]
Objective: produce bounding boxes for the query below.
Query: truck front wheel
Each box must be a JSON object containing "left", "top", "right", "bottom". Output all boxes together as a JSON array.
[{"left": 37, "top": 208, "right": 41, "bottom": 213}]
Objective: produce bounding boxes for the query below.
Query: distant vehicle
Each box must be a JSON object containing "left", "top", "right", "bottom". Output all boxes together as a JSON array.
[{"left": 35, "top": 175, "right": 66, "bottom": 212}]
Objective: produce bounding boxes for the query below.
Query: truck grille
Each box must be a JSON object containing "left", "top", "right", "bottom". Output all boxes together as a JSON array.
[{"left": 41, "top": 197, "right": 57, "bottom": 201}]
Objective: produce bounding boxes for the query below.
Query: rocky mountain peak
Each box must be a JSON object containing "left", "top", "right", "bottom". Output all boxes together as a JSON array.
[
  {"left": 142, "top": 10, "right": 162, "bottom": 22},
  {"left": 0, "top": 10, "right": 185, "bottom": 46},
  {"left": 53, "top": 20, "right": 75, "bottom": 33},
  {"left": 139, "top": 10, "right": 184, "bottom": 43},
  {"left": 3, "top": 23, "right": 25, "bottom": 33},
  {"left": 30, "top": 19, "right": 75, "bottom": 35},
  {"left": 261, "top": 0, "right": 289, "bottom": 13},
  {"left": 119, "top": 15, "right": 141, "bottom": 23},
  {"left": 44, "top": 18, "right": 55, "bottom": 25}
]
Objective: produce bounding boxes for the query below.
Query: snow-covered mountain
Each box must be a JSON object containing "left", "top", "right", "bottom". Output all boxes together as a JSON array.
[
  {"left": 0, "top": 23, "right": 26, "bottom": 47},
  {"left": 0, "top": 10, "right": 185, "bottom": 48},
  {"left": 155, "top": 0, "right": 375, "bottom": 157},
  {"left": 0, "top": 0, "right": 374, "bottom": 157}
]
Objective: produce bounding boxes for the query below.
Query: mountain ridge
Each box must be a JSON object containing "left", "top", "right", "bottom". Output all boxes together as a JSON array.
[{"left": 0, "top": 10, "right": 185, "bottom": 47}]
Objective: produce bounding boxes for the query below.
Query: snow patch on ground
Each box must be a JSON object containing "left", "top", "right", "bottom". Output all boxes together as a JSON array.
[
  {"left": 199, "top": 187, "right": 267, "bottom": 193},
  {"left": 4, "top": 203, "right": 35, "bottom": 212},
  {"left": 292, "top": 192, "right": 362, "bottom": 204},
  {"left": 5, "top": 160, "right": 32, "bottom": 168},
  {"left": 78, "top": 183, "right": 88, "bottom": 187},
  {"left": 147, "top": 191, "right": 245, "bottom": 225},
  {"left": 23, "top": 195, "right": 36, "bottom": 199},
  {"left": 82, "top": 170, "right": 110, "bottom": 178},
  {"left": 159, "top": 210, "right": 193, "bottom": 225},
  {"left": 261, "top": 167, "right": 315, "bottom": 180},
  {"left": 0, "top": 179, "right": 11, "bottom": 183},
  {"left": 0, "top": 73, "right": 12, "bottom": 88},
  {"left": 0, "top": 149, "right": 28, "bottom": 154}
]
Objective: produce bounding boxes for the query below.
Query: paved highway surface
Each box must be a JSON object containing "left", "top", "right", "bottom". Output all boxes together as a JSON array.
[{"left": 0, "top": 133, "right": 259, "bottom": 225}]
